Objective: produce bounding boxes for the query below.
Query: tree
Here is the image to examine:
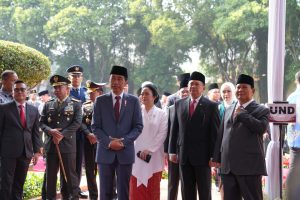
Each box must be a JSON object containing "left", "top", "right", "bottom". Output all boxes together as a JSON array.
[
  {"left": 44, "top": 1, "right": 127, "bottom": 82},
  {"left": 170, "top": 0, "right": 268, "bottom": 101},
  {"left": 284, "top": 0, "right": 300, "bottom": 95},
  {"left": 0, "top": 40, "right": 51, "bottom": 87}
]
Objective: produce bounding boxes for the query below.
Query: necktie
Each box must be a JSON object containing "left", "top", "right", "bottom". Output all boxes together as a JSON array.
[
  {"left": 57, "top": 101, "right": 62, "bottom": 110},
  {"left": 233, "top": 105, "right": 243, "bottom": 119},
  {"left": 19, "top": 105, "right": 26, "bottom": 129},
  {"left": 114, "top": 96, "right": 121, "bottom": 121},
  {"left": 75, "top": 88, "right": 80, "bottom": 96},
  {"left": 189, "top": 99, "right": 197, "bottom": 118}
]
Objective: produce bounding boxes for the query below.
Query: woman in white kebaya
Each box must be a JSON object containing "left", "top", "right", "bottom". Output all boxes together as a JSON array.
[{"left": 129, "top": 83, "right": 168, "bottom": 200}]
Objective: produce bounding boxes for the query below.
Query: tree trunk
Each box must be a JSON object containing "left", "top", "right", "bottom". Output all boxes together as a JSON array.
[
  {"left": 88, "top": 40, "right": 96, "bottom": 81},
  {"left": 254, "top": 28, "right": 268, "bottom": 103}
]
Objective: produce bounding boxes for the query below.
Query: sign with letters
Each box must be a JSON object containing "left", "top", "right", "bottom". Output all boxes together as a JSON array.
[{"left": 267, "top": 103, "right": 296, "bottom": 123}]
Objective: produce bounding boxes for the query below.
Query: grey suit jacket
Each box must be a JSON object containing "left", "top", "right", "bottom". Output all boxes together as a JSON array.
[
  {"left": 213, "top": 101, "right": 269, "bottom": 175},
  {"left": 167, "top": 93, "right": 179, "bottom": 107},
  {"left": 0, "top": 101, "right": 42, "bottom": 158},
  {"left": 40, "top": 97, "right": 82, "bottom": 154},
  {"left": 91, "top": 92, "right": 143, "bottom": 165}
]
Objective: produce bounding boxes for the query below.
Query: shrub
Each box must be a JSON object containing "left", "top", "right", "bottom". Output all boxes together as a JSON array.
[
  {"left": 23, "top": 172, "right": 44, "bottom": 199},
  {"left": 162, "top": 170, "right": 168, "bottom": 179},
  {"left": 23, "top": 172, "right": 60, "bottom": 199},
  {"left": 0, "top": 40, "right": 51, "bottom": 87}
]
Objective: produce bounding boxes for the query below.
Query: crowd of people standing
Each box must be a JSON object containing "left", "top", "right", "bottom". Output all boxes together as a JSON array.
[{"left": 0, "top": 66, "right": 299, "bottom": 200}]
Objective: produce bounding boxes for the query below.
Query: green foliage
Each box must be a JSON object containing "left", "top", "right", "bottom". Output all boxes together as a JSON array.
[
  {"left": 0, "top": 0, "right": 299, "bottom": 98},
  {"left": 285, "top": 0, "right": 300, "bottom": 88},
  {"left": 134, "top": 46, "right": 182, "bottom": 93},
  {"left": 0, "top": 40, "right": 51, "bottom": 87},
  {"left": 23, "top": 172, "right": 44, "bottom": 199},
  {"left": 214, "top": 0, "right": 268, "bottom": 40},
  {"left": 23, "top": 172, "right": 60, "bottom": 199},
  {"left": 162, "top": 170, "right": 168, "bottom": 179}
]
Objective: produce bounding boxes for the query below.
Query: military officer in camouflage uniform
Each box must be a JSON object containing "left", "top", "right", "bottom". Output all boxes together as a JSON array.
[
  {"left": 40, "top": 75, "right": 82, "bottom": 200},
  {"left": 79, "top": 80, "right": 105, "bottom": 200}
]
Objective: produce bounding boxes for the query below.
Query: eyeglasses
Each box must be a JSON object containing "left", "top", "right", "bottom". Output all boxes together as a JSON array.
[{"left": 14, "top": 88, "right": 26, "bottom": 92}]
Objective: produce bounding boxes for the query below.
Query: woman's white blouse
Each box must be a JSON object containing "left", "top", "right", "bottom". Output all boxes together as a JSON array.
[{"left": 132, "top": 105, "right": 168, "bottom": 187}]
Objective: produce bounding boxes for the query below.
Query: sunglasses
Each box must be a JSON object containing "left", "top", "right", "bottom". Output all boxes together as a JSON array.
[{"left": 14, "top": 88, "right": 26, "bottom": 92}]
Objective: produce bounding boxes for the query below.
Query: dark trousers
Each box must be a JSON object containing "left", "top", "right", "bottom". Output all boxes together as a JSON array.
[
  {"left": 223, "top": 173, "right": 262, "bottom": 200},
  {"left": 75, "top": 132, "right": 84, "bottom": 188},
  {"left": 287, "top": 147, "right": 300, "bottom": 200},
  {"left": 83, "top": 139, "right": 98, "bottom": 199},
  {"left": 61, "top": 132, "right": 84, "bottom": 197},
  {"left": 41, "top": 170, "right": 46, "bottom": 200},
  {"left": 0, "top": 155, "right": 31, "bottom": 200},
  {"left": 179, "top": 161, "right": 211, "bottom": 200},
  {"left": 46, "top": 153, "right": 79, "bottom": 200},
  {"left": 98, "top": 159, "right": 132, "bottom": 200},
  {"left": 167, "top": 160, "right": 180, "bottom": 200}
]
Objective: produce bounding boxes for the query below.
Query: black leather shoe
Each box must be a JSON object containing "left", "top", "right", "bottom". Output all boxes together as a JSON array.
[{"left": 78, "top": 191, "right": 88, "bottom": 199}]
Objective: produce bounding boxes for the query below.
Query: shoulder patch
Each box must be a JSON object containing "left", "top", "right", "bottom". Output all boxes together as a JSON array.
[
  {"left": 83, "top": 100, "right": 92, "bottom": 105},
  {"left": 71, "top": 98, "right": 81, "bottom": 102},
  {"left": 46, "top": 98, "right": 54, "bottom": 102}
]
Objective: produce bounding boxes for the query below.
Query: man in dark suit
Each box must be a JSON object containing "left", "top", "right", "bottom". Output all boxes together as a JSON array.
[
  {"left": 0, "top": 70, "right": 18, "bottom": 104},
  {"left": 80, "top": 80, "right": 105, "bottom": 200},
  {"left": 167, "top": 73, "right": 190, "bottom": 107},
  {"left": 67, "top": 65, "right": 88, "bottom": 198},
  {"left": 92, "top": 65, "right": 143, "bottom": 200},
  {"left": 212, "top": 74, "right": 270, "bottom": 200},
  {"left": 40, "top": 75, "right": 82, "bottom": 200},
  {"left": 0, "top": 80, "right": 42, "bottom": 200},
  {"left": 164, "top": 77, "right": 189, "bottom": 200},
  {"left": 169, "top": 71, "right": 220, "bottom": 200}
]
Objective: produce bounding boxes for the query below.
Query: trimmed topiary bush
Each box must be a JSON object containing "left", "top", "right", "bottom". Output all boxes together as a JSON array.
[{"left": 0, "top": 40, "right": 51, "bottom": 87}]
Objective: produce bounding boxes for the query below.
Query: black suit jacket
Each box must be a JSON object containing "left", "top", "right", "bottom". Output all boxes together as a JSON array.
[
  {"left": 164, "top": 105, "right": 175, "bottom": 153},
  {"left": 0, "top": 101, "right": 42, "bottom": 158},
  {"left": 213, "top": 101, "right": 269, "bottom": 175},
  {"left": 169, "top": 96, "right": 220, "bottom": 166},
  {"left": 40, "top": 97, "right": 82, "bottom": 154}
]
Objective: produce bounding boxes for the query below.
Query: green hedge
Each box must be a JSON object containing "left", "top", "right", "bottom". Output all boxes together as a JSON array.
[
  {"left": 23, "top": 172, "right": 44, "bottom": 199},
  {"left": 0, "top": 40, "right": 51, "bottom": 87},
  {"left": 23, "top": 172, "right": 60, "bottom": 200}
]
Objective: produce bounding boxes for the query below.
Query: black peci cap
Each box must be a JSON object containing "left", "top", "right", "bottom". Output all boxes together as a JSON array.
[
  {"left": 236, "top": 74, "right": 254, "bottom": 88},
  {"left": 177, "top": 73, "right": 190, "bottom": 82},
  {"left": 163, "top": 91, "right": 171, "bottom": 96},
  {"left": 208, "top": 83, "right": 219, "bottom": 91},
  {"left": 110, "top": 65, "right": 128, "bottom": 80},
  {"left": 180, "top": 78, "right": 189, "bottom": 89},
  {"left": 190, "top": 71, "right": 205, "bottom": 85}
]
